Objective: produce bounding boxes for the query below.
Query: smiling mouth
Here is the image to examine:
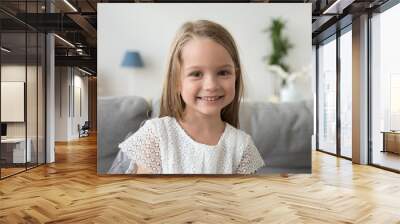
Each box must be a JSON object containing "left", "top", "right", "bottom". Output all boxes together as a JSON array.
[{"left": 196, "top": 96, "right": 224, "bottom": 101}]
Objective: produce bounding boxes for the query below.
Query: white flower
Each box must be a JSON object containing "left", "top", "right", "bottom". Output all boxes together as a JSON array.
[
  {"left": 267, "top": 64, "right": 289, "bottom": 80},
  {"left": 268, "top": 64, "right": 311, "bottom": 84}
]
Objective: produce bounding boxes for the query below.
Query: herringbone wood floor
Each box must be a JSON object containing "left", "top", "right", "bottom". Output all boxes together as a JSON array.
[{"left": 1, "top": 134, "right": 400, "bottom": 224}]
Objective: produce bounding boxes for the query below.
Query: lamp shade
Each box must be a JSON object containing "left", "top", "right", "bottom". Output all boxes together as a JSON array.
[{"left": 121, "top": 51, "right": 144, "bottom": 68}]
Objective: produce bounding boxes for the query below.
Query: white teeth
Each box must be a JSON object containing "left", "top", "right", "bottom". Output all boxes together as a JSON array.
[{"left": 198, "top": 96, "right": 222, "bottom": 101}]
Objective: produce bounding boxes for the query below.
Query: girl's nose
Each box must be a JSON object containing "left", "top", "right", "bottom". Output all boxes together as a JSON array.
[{"left": 203, "top": 74, "right": 219, "bottom": 91}]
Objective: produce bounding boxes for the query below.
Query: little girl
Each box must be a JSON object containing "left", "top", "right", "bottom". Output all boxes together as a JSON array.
[{"left": 109, "top": 20, "right": 265, "bottom": 174}]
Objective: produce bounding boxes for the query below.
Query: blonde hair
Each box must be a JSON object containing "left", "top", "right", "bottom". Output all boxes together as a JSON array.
[{"left": 160, "top": 20, "right": 244, "bottom": 128}]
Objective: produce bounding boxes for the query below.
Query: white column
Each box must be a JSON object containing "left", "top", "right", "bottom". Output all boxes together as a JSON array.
[
  {"left": 352, "top": 14, "right": 369, "bottom": 164},
  {"left": 46, "top": 33, "right": 55, "bottom": 163},
  {"left": 45, "top": 0, "right": 56, "bottom": 163}
]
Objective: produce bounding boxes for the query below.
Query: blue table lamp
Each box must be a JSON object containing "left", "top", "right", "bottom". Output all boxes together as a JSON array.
[{"left": 122, "top": 51, "right": 144, "bottom": 68}]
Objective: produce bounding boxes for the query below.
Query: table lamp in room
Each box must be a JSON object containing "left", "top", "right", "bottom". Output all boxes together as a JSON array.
[{"left": 121, "top": 51, "right": 144, "bottom": 68}]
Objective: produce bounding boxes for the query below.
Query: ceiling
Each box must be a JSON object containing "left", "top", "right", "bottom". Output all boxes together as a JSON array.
[{"left": 0, "top": 0, "right": 392, "bottom": 75}]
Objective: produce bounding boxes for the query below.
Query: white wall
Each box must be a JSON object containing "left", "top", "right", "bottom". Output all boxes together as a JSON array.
[
  {"left": 1, "top": 65, "right": 38, "bottom": 137},
  {"left": 1, "top": 65, "right": 26, "bottom": 130},
  {"left": 73, "top": 73, "right": 89, "bottom": 138},
  {"left": 55, "top": 67, "right": 68, "bottom": 141},
  {"left": 55, "top": 67, "right": 89, "bottom": 141},
  {"left": 98, "top": 3, "right": 312, "bottom": 102},
  {"left": 1, "top": 64, "right": 46, "bottom": 164}
]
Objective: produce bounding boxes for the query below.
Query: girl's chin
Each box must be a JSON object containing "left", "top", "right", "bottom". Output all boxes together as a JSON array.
[
  {"left": 197, "top": 111, "right": 222, "bottom": 118},
  {"left": 185, "top": 106, "right": 223, "bottom": 117},
  {"left": 197, "top": 106, "right": 225, "bottom": 115}
]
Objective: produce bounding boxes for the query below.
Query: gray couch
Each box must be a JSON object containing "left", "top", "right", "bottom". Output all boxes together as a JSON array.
[{"left": 98, "top": 96, "right": 313, "bottom": 174}]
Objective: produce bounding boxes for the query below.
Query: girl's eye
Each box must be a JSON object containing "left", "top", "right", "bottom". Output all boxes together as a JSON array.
[
  {"left": 189, "top": 71, "right": 202, "bottom": 77},
  {"left": 218, "top": 70, "right": 231, "bottom": 76}
]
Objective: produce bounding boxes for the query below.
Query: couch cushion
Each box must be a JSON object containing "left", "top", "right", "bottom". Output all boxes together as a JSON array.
[
  {"left": 239, "top": 100, "right": 312, "bottom": 172},
  {"left": 150, "top": 98, "right": 161, "bottom": 118},
  {"left": 97, "top": 96, "right": 150, "bottom": 174}
]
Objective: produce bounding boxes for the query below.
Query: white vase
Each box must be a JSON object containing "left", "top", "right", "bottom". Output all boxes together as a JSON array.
[
  {"left": 280, "top": 82, "right": 297, "bottom": 102},
  {"left": 279, "top": 73, "right": 313, "bottom": 102}
]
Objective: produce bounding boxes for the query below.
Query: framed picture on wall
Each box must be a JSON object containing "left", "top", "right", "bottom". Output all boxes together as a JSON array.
[{"left": 1, "top": 81, "right": 25, "bottom": 122}]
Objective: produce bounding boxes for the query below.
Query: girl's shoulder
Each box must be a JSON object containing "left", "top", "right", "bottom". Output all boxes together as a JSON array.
[
  {"left": 144, "top": 116, "right": 175, "bottom": 127},
  {"left": 222, "top": 123, "right": 254, "bottom": 148},
  {"left": 141, "top": 116, "right": 177, "bottom": 135},
  {"left": 119, "top": 117, "right": 171, "bottom": 144},
  {"left": 226, "top": 123, "right": 252, "bottom": 140}
]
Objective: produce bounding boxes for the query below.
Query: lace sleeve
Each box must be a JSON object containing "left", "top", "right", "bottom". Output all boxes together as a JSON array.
[
  {"left": 108, "top": 120, "right": 162, "bottom": 174},
  {"left": 236, "top": 137, "right": 265, "bottom": 174}
]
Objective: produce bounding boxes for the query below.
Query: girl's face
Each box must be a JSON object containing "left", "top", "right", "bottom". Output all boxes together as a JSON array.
[{"left": 179, "top": 37, "right": 236, "bottom": 119}]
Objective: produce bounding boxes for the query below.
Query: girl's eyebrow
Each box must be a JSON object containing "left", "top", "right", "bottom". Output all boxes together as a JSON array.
[
  {"left": 218, "top": 64, "right": 234, "bottom": 69},
  {"left": 185, "top": 65, "right": 202, "bottom": 70}
]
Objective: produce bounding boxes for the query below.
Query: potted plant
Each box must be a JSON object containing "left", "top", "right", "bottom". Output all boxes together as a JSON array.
[
  {"left": 264, "top": 18, "right": 312, "bottom": 102},
  {"left": 264, "top": 18, "right": 293, "bottom": 86},
  {"left": 264, "top": 18, "right": 299, "bottom": 102}
]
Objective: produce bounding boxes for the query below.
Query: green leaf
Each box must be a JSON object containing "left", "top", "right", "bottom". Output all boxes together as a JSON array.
[{"left": 264, "top": 18, "right": 293, "bottom": 73}]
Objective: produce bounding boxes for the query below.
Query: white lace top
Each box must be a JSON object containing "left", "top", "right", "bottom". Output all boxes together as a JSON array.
[{"left": 108, "top": 116, "right": 265, "bottom": 174}]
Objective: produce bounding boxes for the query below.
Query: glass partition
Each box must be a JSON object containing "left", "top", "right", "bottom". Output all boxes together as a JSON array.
[
  {"left": 0, "top": 1, "right": 46, "bottom": 179},
  {"left": 317, "top": 36, "right": 337, "bottom": 155},
  {"left": 1, "top": 31, "right": 28, "bottom": 177},
  {"left": 371, "top": 3, "right": 400, "bottom": 171},
  {"left": 27, "top": 31, "right": 38, "bottom": 169},
  {"left": 339, "top": 28, "right": 352, "bottom": 158},
  {"left": 38, "top": 32, "right": 45, "bottom": 165}
]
